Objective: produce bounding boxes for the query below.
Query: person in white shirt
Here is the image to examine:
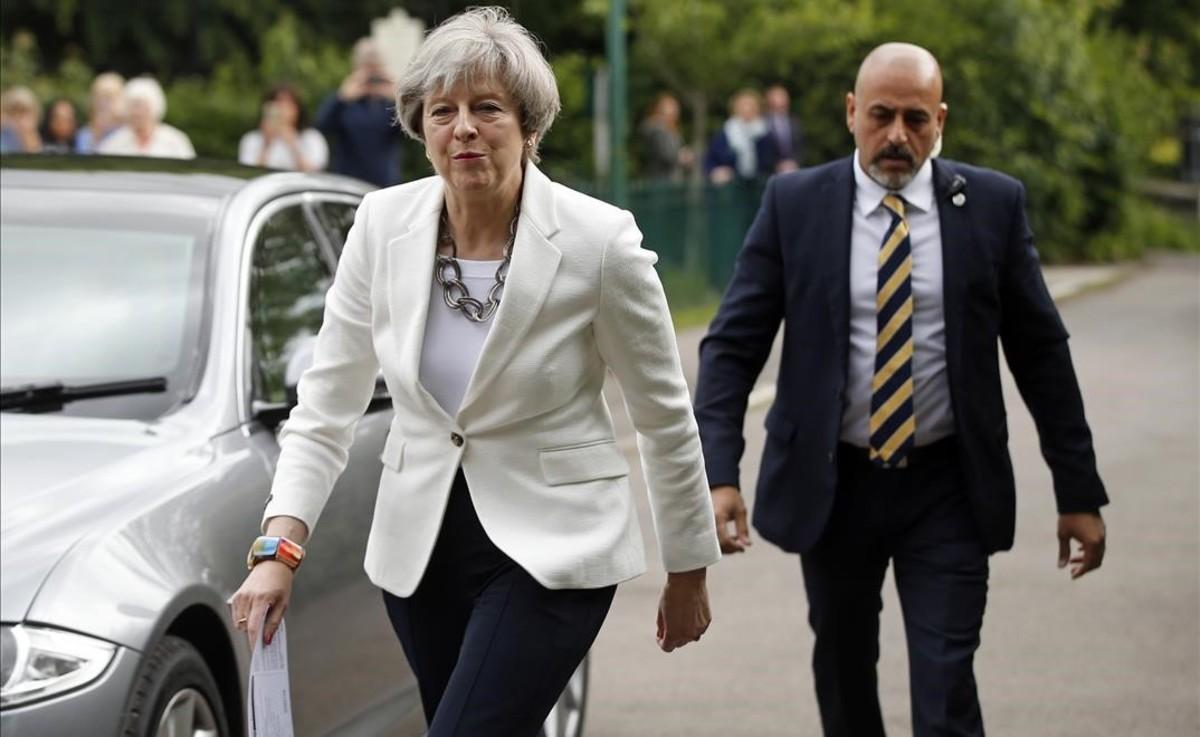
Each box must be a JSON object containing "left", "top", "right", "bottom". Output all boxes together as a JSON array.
[
  {"left": 238, "top": 84, "right": 328, "bottom": 172},
  {"left": 98, "top": 77, "right": 194, "bottom": 159}
]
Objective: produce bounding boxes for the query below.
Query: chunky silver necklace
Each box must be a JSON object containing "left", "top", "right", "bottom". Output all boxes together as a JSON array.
[{"left": 434, "top": 206, "right": 518, "bottom": 323}]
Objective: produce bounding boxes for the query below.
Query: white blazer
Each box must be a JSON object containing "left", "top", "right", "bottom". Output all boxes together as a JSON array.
[{"left": 262, "top": 163, "right": 721, "bottom": 596}]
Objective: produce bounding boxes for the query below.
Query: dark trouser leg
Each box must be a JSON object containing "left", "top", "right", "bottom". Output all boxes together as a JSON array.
[
  {"left": 384, "top": 469, "right": 615, "bottom": 735},
  {"left": 382, "top": 586, "right": 468, "bottom": 722},
  {"left": 428, "top": 568, "right": 615, "bottom": 737},
  {"left": 893, "top": 455, "right": 989, "bottom": 737},
  {"left": 801, "top": 453, "right": 892, "bottom": 737}
]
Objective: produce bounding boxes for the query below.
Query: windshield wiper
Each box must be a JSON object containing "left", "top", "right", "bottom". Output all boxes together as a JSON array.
[{"left": 0, "top": 377, "right": 168, "bottom": 413}]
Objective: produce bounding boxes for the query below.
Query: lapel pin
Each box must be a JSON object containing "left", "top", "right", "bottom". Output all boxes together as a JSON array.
[{"left": 947, "top": 174, "right": 968, "bottom": 207}]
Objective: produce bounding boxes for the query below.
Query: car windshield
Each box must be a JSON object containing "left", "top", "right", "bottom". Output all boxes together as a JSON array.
[{"left": 0, "top": 188, "right": 215, "bottom": 420}]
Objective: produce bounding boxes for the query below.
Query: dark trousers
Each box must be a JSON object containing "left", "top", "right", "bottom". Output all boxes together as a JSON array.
[
  {"left": 801, "top": 438, "right": 989, "bottom": 737},
  {"left": 382, "top": 470, "right": 615, "bottom": 737}
]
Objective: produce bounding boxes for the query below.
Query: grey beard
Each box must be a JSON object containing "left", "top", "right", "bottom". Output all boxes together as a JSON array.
[{"left": 867, "top": 160, "right": 917, "bottom": 191}]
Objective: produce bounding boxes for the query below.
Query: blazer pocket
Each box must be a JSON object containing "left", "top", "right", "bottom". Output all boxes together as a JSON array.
[
  {"left": 380, "top": 432, "right": 405, "bottom": 471},
  {"left": 539, "top": 439, "right": 630, "bottom": 486}
]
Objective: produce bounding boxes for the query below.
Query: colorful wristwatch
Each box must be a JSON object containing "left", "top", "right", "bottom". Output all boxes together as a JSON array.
[{"left": 246, "top": 536, "right": 305, "bottom": 571}]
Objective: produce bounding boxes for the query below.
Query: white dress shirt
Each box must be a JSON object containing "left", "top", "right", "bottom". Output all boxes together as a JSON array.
[
  {"left": 418, "top": 258, "right": 500, "bottom": 415},
  {"left": 840, "top": 150, "right": 954, "bottom": 447}
]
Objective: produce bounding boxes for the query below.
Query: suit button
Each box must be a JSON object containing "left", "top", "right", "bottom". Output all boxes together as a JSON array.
[
  {"left": 828, "top": 451, "right": 835, "bottom": 463},
  {"left": 450, "top": 432, "right": 464, "bottom": 447}
]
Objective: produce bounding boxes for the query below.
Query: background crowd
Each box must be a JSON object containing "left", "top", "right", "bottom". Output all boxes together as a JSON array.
[
  {"left": 1, "top": 64, "right": 810, "bottom": 191},
  {"left": 0, "top": 37, "right": 408, "bottom": 188},
  {"left": 1, "top": 0, "right": 1196, "bottom": 265}
]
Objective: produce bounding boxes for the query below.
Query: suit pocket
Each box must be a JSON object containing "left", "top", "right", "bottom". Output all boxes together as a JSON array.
[
  {"left": 380, "top": 432, "right": 405, "bottom": 471},
  {"left": 539, "top": 439, "right": 630, "bottom": 486}
]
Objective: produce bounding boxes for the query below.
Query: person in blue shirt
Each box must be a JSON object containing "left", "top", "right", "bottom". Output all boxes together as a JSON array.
[{"left": 315, "top": 38, "right": 405, "bottom": 187}]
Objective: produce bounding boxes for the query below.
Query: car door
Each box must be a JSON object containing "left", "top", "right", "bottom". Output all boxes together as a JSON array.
[{"left": 244, "top": 195, "right": 421, "bottom": 736}]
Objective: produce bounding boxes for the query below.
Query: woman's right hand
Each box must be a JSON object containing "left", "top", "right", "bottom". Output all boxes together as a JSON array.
[{"left": 230, "top": 561, "right": 295, "bottom": 648}]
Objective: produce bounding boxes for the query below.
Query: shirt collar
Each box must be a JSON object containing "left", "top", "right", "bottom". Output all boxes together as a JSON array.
[{"left": 852, "top": 149, "right": 935, "bottom": 217}]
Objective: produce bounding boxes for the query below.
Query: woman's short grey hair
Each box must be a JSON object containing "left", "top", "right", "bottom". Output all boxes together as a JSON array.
[
  {"left": 124, "top": 77, "right": 167, "bottom": 121},
  {"left": 395, "top": 6, "right": 560, "bottom": 163}
]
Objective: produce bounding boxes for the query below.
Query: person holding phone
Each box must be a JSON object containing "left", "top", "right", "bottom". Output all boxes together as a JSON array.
[
  {"left": 238, "top": 84, "right": 328, "bottom": 172},
  {"left": 314, "top": 37, "right": 405, "bottom": 187}
]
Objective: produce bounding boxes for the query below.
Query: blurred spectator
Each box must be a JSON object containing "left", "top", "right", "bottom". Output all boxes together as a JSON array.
[
  {"left": 703, "top": 89, "right": 776, "bottom": 185},
  {"left": 238, "top": 85, "right": 329, "bottom": 172},
  {"left": 40, "top": 98, "right": 79, "bottom": 154},
  {"left": 315, "top": 38, "right": 404, "bottom": 187},
  {"left": 763, "top": 84, "right": 804, "bottom": 172},
  {"left": 76, "top": 72, "right": 125, "bottom": 154},
  {"left": 638, "top": 93, "right": 693, "bottom": 181},
  {"left": 0, "top": 87, "right": 43, "bottom": 154},
  {"left": 99, "top": 77, "right": 195, "bottom": 159}
]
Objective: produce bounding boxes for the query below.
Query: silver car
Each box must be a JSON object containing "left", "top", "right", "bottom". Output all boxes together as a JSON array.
[{"left": 0, "top": 155, "right": 590, "bottom": 737}]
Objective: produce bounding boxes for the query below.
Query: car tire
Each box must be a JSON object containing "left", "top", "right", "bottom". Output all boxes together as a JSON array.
[
  {"left": 121, "top": 635, "right": 231, "bottom": 737},
  {"left": 541, "top": 655, "right": 589, "bottom": 737}
]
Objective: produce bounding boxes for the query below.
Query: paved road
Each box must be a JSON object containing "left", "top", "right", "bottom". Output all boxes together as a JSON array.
[{"left": 587, "top": 253, "right": 1200, "bottom": 736}]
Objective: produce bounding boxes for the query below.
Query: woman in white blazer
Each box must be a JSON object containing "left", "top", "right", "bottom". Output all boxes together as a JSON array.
[{"left": 230, "top": 7, "right": 721, "bottom": 732}]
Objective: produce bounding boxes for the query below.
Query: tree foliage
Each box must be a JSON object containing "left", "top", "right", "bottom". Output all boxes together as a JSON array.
[
  {"left": 626, "top": 0, "right": 1193, "bottom": 260},
  {"left": 2, "top": 0, "right": 1195, "bottom": 260}
]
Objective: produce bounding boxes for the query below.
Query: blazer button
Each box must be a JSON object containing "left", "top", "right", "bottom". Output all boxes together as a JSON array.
[{"left": 450, "top": 432, "right": 464, "bottom": 447}]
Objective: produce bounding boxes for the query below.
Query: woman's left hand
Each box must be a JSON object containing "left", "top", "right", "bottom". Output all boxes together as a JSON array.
[{"left": 656, "top": 568, "right": 711, "bottom": 652}]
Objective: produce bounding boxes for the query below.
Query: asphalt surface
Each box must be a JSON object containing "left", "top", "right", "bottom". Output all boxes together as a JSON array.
[{"left": 586, "top": 253, "right": 1200, "bottom": 736}]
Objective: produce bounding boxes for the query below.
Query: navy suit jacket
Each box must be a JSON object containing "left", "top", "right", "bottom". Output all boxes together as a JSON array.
[{"left": 694, "top": 156, "right": 1109, "bottom": 554}]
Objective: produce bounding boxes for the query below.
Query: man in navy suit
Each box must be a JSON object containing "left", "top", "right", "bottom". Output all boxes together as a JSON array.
[{"left": 694, "top": 43, "right": 1109, "bottom": 736}]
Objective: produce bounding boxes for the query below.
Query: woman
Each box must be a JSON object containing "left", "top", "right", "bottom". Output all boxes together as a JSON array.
[
  {"left": 230, "top": 7, "right": 720, "bottom": 734},
  {"left": 703, "top": 88, "right": 776, "bottom": 184},
  {"left": 0, "top": 87, "right": 42, "bottom": 154},
  {"left": 39, "top": 97, "right": 79, "bottom": 154},
  {"left": 638, "top": 92, "right": 692, "bottom": 180},
  {"left": 98, "top": 77, "right": 195, "bottom": 159},
  {"left": 75, "top": 71, "right": 124, "bottom": 153},
  {"left": 238, "top": 84, "right": 329, "bottom": 171}
]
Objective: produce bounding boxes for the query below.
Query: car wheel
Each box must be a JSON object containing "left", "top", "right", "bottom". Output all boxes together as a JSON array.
[
  {"left": 541, "top": 655, "right": 588, "bottom": 737},
  {"left": 122, "top": 635, "right": 230, "bottom": 737}
]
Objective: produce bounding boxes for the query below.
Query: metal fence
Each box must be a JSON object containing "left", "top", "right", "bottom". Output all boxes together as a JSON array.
[{"left": 576, "top": 178, "right": 767, "bottom": 306}]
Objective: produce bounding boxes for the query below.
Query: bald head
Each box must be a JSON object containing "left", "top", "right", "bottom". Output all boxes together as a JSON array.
[
  {"left": 855, "top": 43, "right": 943, "bottom": 100},
  {"left": 846, "top": 42, "right": 948, "bottom": 189}
]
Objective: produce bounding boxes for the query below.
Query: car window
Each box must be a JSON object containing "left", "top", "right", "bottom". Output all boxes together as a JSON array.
[
  {"left": 0, "top": 189, "right": 214, "bottom": 420},
  {"left": 312, "top": 201, "right": 359, "bottom": 258},
  {"left": 249, "top": 204, "right": 332, "bottom": 406}
]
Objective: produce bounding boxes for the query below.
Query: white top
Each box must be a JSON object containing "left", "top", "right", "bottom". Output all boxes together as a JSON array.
[
  {"left": 418, "top": 258, "right": 502, "bottom": 415},
  {"left": 840, "top": 150, "right": 954, "bottom": 447},
  {"left": 237, "top": 129, "right": 329, "bottom": 171},
  {"left": 97, "top": 124, "right": 195, "bottom": 159}
]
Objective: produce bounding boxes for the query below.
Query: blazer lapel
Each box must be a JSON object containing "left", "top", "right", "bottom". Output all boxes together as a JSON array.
[
  {"left": 456, "top": 164, "right": 563, "bottom": 418},
  {"left": 385, "top": 180, "right": 445, "bottom": 415},
  {"left": 932, "top": 159, "right": 970, "bottom": 404},
  {"left": 823, "top": 157, "right": 855, "bottom": 374}
]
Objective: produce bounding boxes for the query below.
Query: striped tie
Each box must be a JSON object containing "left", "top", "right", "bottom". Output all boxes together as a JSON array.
[{"left": 870, "top": 194, "right": 916, "bottom": 468}]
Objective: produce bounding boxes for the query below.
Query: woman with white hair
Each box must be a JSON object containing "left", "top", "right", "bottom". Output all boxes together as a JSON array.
[
  {"left": 98, "top": 76, "right": 194, "bottom": 159},
  {"left": 231, "top": 6, "right": 720, "bottom": 732}
]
